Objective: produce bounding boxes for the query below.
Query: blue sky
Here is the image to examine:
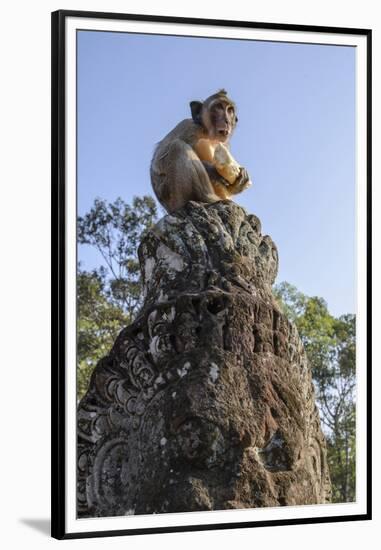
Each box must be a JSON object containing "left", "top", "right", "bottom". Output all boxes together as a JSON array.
[{"left": 77, "top": 30, "right": 355, "bottom": 317}]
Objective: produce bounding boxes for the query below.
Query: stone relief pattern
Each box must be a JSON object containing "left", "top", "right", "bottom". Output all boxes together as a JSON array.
[{"left": 77, "top": 201, "right": 331, "bottom": 517}]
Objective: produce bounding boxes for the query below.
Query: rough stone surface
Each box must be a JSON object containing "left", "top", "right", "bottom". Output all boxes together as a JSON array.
[{"left": 77, "top": 200, "right": 331, "bottom": 518}]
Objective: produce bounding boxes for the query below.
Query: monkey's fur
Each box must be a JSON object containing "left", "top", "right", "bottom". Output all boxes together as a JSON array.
[{"left": 150, "top": 90, "right": 252, "bottom": 213}]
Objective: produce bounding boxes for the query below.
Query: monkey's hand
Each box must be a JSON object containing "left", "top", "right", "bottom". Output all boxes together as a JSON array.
[{"left": 228, "top": 167, "right": 252, "bottom": 195}]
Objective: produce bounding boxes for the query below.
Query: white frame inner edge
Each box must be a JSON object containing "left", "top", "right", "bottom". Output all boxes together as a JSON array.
[{"left": 65, "top": 15, "right": 368, "bottom": 534}]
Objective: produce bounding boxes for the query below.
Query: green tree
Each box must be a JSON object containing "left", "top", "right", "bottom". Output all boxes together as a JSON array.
[
  {"left": 77, "top": 196, "right": 158, "bottom": 400},
  {"left": 274, "top": 282, "right": 356, "bottom": 503},
  {"left": 77, "top": 269, "right": 129, "bottom": 399},
  {"left": 78, "top": 195, "right": 157, "bottom": 317}
]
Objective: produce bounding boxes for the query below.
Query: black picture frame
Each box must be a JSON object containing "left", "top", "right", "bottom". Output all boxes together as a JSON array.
[{"left": 51, "top": 9, "right": 372, "bottom": 540}]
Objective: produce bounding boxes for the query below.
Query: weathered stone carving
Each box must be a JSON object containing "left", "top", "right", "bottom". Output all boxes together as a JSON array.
[{"left": 77, "top": 200, "right": 331, "bottom": 518}]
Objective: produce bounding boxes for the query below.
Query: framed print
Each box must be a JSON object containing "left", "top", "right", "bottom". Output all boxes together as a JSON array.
[{"left": 51, "top": 9, "right": 372, "bottom": 540}]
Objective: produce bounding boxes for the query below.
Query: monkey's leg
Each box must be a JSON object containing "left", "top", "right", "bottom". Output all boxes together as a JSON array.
[
  {"left": 201, "top": 161, "right": 230, "bottom": 187},
  {"left": 201, "top": 161, "right": 235, "bottom": 200},
  {"left": 164, "top": 140, "right": 221, "bottom": 211}
]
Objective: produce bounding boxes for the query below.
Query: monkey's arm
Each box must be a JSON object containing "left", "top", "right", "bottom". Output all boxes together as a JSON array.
[
  {"left": 213, "top": 144, "right": 245, "bottom": 185},
  {"left": 227, "top": 166, "right": 252, "bottom": 195},
  {"left": 213, "top": 144, "right": 252, "bottom": 196},
  {"left": 194, "top": 140, "right": 251, "bottom": 198}
]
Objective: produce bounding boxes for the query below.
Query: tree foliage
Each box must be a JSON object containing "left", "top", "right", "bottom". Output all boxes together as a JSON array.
[
  {"left": 77, "top": 269, "right": 129, "bottom": 399},
  {"left": 274, "top": 282, "right": 356, "bottom": 503},
  {"left": 77, "top": 196, "right": 158, "bottom": 400},
  {"left": 78, "top": 196, "right": 157, "bottom": 317}
]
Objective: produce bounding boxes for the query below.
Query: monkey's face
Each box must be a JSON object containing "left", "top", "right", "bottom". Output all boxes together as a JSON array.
[
  {"left": 190, "top": 93, "right": 238, "bottom": 143},
  {"left": 203, "top": 99, "right": 237, "bottom": 143}
]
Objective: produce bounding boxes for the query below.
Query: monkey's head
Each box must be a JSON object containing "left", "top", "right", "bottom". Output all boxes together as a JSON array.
[{"left": 190, "top": 89, "right": 238, "bottom": 143}]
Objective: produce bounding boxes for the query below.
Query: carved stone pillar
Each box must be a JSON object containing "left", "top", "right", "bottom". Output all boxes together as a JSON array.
[{"left": 77, "top": 200, "right": 331, "bottom": 517}]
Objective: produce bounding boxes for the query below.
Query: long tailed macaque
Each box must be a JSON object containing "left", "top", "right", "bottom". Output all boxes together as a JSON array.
[{"left": 150, "top": 89, "right": 252, "bottom": 213}]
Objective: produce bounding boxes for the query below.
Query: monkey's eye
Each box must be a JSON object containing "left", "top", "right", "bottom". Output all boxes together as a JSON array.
[{"left": 227, "top": 106, "right": 234, "bottom": 115}]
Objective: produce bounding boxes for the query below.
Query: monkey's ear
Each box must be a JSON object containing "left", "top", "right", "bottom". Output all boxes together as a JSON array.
[
  {"left": 190, "top": 101, "right": 203, "bottom": 124},
  {"left": 235, "top": 115, "right": 239, "bottom": 124}
]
